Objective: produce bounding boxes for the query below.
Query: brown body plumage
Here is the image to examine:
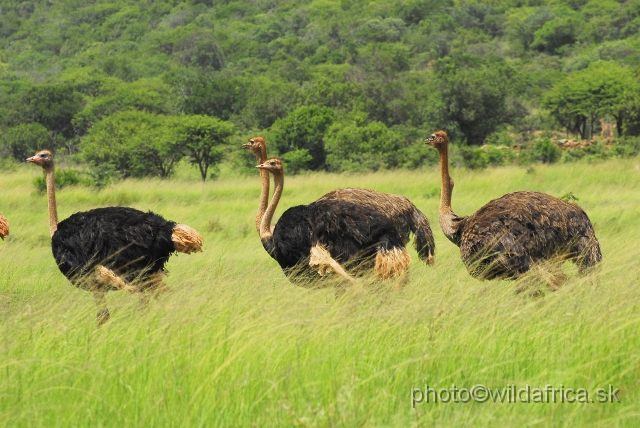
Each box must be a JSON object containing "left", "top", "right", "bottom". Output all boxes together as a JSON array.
[
  {"left": 425, "top": 131, "right": 601, "bottom": 280},
  {"left": 0, "top": 213, "right": 8, "bottom": 240},
  {"left": 254, "top": 158, "right": 435, "bottom": 283},
  {"left": 27, "top": 150, "right": 203, "bottom": 325}
]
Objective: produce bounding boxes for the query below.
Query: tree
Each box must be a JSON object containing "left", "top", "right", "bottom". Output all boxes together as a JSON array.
[
  {"left": 24, "top": 84, "right": 83, "bottom": 140},
  {"left": 72, "top": 77, "right": 176, "bottom": 136},
  {"left": 175, "top": 115, "right": 234, "bottom": 181},
  {"left": 269, "top": 105, "right": 335, "bottom": 171},
  {"left": 182, "top": 77, "right": 247, "bottom": 121},
  {"left": 544, "top": 62, "right": 640, "bottom": 139},
  {"left": 0, "top": 122, "right": 51, "bottom": 161},
  {"left": 324, "top": 112, "right": 405, "bottom": 172},
  {"left": 81, "top": 111, "right": 182, "bottom": 178},
  {"left": 433, "top": 55, "right": 525, "bottom": 146}
]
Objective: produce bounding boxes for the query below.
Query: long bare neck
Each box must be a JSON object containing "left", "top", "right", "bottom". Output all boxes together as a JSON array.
[
  {"left": 437, "top": 144, "right": 461, "bottom": 244},
  {"left": 44, "top": 165, "right": 59, "bottom": 237},
  {"left": 255, "top": 147, "right": 269, "bottom": 232},
  {"left": 259, "top": 171, "right": 283, "bottom": 241}
]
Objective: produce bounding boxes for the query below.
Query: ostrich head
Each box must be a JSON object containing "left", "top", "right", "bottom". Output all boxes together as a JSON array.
[
  {"left": 256, "top": 158, "right": 283, "bottom": 174},
  {"left": 26, "top": 150, "right": 54, "bottom": 169},
  {"left": 424, "top": 131, "right": 448, "bottom": 149},
  {"left": 242, "top": 137, "right": 266, "bottom": 158}
]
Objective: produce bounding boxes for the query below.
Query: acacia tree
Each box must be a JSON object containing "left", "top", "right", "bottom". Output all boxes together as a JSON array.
[
  {"left": 175, "top": 115, "right": 234, "bottom": 181},
  {"left": 545, "top": 62, "right": 640, "bottom": 138}
]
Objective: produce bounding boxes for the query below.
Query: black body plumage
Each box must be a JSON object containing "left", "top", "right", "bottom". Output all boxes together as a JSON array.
[
  {"left": 261, "top": 188, "right": 435, "bottom": 281},
  {"left": 451, "top": 191, "right": 602, "bottom": 279},
  {"left": 52, "top": 207, "right": 176, "bottom": 290}
]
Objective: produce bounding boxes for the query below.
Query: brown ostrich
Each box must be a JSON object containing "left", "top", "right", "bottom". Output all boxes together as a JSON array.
[
  {"left": 255, "top": 158, "right": 435, "bottom": 284},
  {"left": 425, "top": 131, "right": 602, "bottom": 280},
  {"left": 242, "top": 137, "right": 269, "bottom": 231},
  {"left": 27, "top": 150, "right": 203, "bottom": 325},
  {"left": 0, "top": 213, "right": 8, "bottom": 240}
]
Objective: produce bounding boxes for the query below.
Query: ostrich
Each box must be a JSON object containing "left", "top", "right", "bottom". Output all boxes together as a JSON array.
[
  {"left": 424, "top": 131, "right": 602, "bottom": 280},
  {"left": 0, "top": 213, "right": 8, "bottom": 240},
  {"left": 27, "top": 150, "right": 203, "bottom": 324},
  {"left": 255, "top": 158, "right": 435, "bottom": 284}
]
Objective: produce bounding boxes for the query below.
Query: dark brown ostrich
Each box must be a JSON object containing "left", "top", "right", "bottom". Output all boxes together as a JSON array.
[
  {"left": 425, "top": 131, "right": 602, "bottom": 280},
  {"left": 0, "top": 213, "right": 8, "bottom": 240},
  {"left": 255, "top": 158, "right": 435, "bottom": 284},
  {"left": 242, "top": 137, "right": 269, "bottom": 232},
  {"left": 27, "top": 150, "right": 204, "bottom": 325}
]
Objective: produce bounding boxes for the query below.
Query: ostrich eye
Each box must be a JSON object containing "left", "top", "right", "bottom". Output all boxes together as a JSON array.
[{"left": 270, "top": 161, "right": 276, "bottom": 166}]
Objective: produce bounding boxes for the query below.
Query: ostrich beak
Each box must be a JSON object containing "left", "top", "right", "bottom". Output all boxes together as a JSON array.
[
  {"left": 242, "top": 142, "right": 252, "bottom": 149},
  {"left": 26, "top": 156, "right": 36, "bottom": 163}
]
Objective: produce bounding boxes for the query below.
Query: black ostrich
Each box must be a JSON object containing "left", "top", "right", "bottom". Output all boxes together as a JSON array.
[
  {"left": 0, "top": 212, "right": 8, "bottom": 240},
  {"left": 27, "top": 150, "right": 203, "bottom": 324},
  {"left": 425, "top": 131, "right": 602, "bottom": 280},
  {"left": 255, "top": 158, "right": 435, "bottom": 285}
]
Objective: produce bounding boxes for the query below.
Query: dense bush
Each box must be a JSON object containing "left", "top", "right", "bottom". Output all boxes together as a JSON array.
[
  {"left": 1, "top": 0, "right": 640, "bottom": 179},
  {"left": 521, "top": 138, "right": 563, "bottom": 164},
  {"left": 0, "top": 123, "right": 52, "bottom": 161}
]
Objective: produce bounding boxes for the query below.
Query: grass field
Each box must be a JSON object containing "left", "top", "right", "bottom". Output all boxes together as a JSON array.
[{"left": 1, "top": 157, "right": 639, "bottom": 426}]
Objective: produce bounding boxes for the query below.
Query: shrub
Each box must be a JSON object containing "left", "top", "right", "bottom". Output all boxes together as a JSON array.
[
  {"left": 522, "top": 138, "right": 562, "bottom": 163},
  {"left": 459, "top": 146, "right": 488, "bottom": 169},
  {"left": 34, "top": 169, "right": 86, "bottom": 193},
  {"left": 281, "top": 149, "right": 313, "bottom": 175}
]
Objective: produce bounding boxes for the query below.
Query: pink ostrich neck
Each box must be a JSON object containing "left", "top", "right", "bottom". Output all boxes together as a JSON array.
[
  {"left": 256, "top": 145, "right": 269, "bottom": 232},
  {"left": 259, "top": 170, "right": 283, "bottom": 241},
  {"left": 438, "top": 144, "right": 453, "bottom": 210},
  {"left": 437, "top": 143, "right": 460, "bottom": 244},
  {"left": 44, "top": 164, "right": 59, "bottom": 237}
]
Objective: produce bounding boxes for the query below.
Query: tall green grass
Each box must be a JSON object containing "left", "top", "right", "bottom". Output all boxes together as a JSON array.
[{"left": 1, "top": 158, "right": 639, "bottom": 426}]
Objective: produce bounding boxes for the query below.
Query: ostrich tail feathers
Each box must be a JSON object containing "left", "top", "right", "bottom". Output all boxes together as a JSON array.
[
  {"left": 172, "top": 224, "right": 204, "bottom": 254},
  {"left": 0, "top": 214, "right": 8, "bottom": 240},
  {"left": 410, "top": 208, "right": 436, "bottom": 266},
  {"left": 374, "top": 248, "right": 412, "bottom": 279}
]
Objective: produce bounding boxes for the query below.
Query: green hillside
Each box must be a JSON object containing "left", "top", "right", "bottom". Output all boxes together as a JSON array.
[{"left": 1, "top": 0, "right": 640, "bottom": 177}]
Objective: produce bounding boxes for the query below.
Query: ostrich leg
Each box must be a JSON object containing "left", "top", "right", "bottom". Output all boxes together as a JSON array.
[
  {"left": 139, "top": 270, "right": 171, "bottom": 308},
  {"left": 93, "top": 291, "right": 110, "bottom": 325}
]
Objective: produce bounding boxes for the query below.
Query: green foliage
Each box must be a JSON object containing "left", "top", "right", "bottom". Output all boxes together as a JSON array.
[
  {"left": 562, "top": 137, "right": 640, "bottom": 163},
  {"left": 0, "top": 0, "right": 638, "bottom": 174},
  {"left": 174, "top": 114, "right": 234, "bottom": 181},
  {"left": 544, "top": 62, "right": 640, "bottom": 139},
  {"left": 33, "top": 168, "right": 86, "bottom": 193},
  {"left": 433, "top": 55, "right": 525, "bottom": 146},
  {"left": 281, "top": 148, "right": 313, "bottom": 175},
  {"left": 531, "top": 15, "right": 580, "bottom": 54},
  {"left": 324, "top": 113, "right": 404, "bottom": 172},
  {"left": 73, "top": 78, "right": 176, "bottom": 136},
  {"left": 269, "top": 105, "right": 335, "bottom": 171},
  {"left": 81, "top": 111, "right": 183, "bottom": 178},
  {"left": 24, "top": 84, "right": 83, "bottom": 139},
  {"left": 0, "top": 122, "right": 51, "bottom": 161},
  {"left": 522, "top": 138, "right": 563, "bottom": 164},
  {"left": 181, "top": 76, "right": 247, "bottom": 121}
]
